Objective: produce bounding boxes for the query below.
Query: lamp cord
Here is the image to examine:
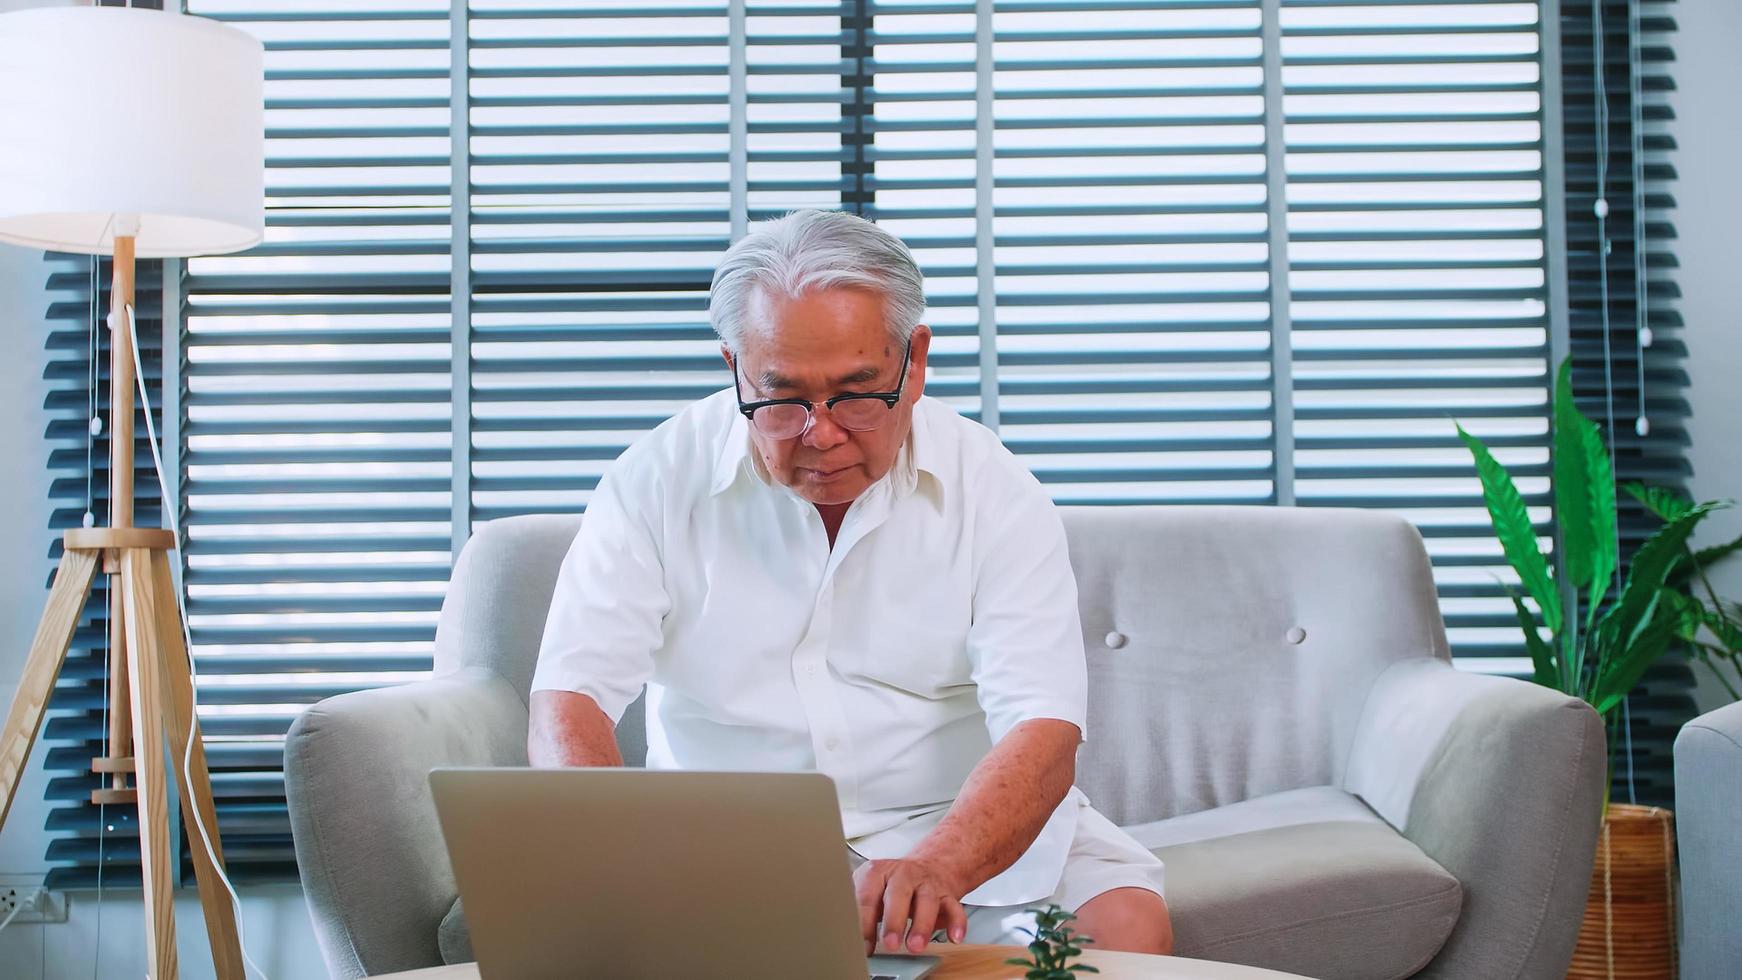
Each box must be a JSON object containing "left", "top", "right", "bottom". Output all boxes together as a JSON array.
[{"left": 124, "top": 302, "right": 270, "bottom": 980}]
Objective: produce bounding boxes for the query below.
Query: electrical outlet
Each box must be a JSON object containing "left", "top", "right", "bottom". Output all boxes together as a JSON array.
[{"left": 0, "top": 884, "right": 68, "bottom": 925}]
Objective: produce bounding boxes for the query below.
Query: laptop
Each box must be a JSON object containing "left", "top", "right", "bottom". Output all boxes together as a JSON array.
[{"left": 430, "top": 768, "right": 941, "bottom": 980}]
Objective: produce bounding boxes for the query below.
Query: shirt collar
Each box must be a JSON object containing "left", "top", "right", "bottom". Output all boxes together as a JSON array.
[
  {"left": 906, "top": 396, "right": 948, "bottom": 509},
  {"left": 708, "top": 394, "right": 948, "bottom": 508},
  {"left": 709, "top": 404, "right": 756, "bottom": 496}
]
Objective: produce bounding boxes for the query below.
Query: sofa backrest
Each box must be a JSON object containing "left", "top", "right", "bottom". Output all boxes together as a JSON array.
[
  {"left": 1062, "top": 505, "right": 1448, "bottom": 826},
  {"left": 435, "top": 505, "right": 1449, "bottom": 822}
]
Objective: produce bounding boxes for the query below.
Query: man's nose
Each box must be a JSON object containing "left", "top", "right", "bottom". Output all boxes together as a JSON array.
[{"left": 801, "top": 406, "right": 851, "bottom": 450}]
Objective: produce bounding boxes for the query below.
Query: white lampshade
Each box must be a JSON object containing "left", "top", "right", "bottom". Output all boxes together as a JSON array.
[{"left": 0, "top": 6, "right": 264, "bottom": 258}]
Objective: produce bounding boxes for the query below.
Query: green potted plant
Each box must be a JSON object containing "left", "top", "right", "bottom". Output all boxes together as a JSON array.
[
  {"left": 1628, "top": 485, "right": 1742, "bottom": 698},
  {"left": 1006, "top": 905, "right": 1100, "bottom": 979},
  {"left": 1457, "top": 355, "right": 1736, "bottom": 979},
  {"left": 1457, "top": 360, "right": 1729, "bottom": 725}
]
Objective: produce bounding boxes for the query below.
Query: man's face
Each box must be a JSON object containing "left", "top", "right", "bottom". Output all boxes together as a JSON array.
[{"left": 725, "top": 286, "right": 930, "bottom": 508}]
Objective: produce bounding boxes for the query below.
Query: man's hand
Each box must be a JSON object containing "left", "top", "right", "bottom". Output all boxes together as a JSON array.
[
  {"left": 852, "top": 718, "right": 1078, "bottom": 955},
  {"left": 853, "top": 856, "right": 969, "bottom": 954}
]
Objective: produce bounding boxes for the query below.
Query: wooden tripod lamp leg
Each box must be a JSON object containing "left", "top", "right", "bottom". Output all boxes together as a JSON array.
[
  {"left": 121, "top": 548, "right": 181, "bottom": 980},
  {"left": 151, "top": 551, "right": 245, "bottom": 980},
  {"left": 0, "top": 548, "right": 99, "bottom": 831}
]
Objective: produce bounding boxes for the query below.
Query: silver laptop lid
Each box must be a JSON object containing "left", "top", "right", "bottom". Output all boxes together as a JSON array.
[{"left": 430, "top": 768, "right": 892, "bottom": 980}]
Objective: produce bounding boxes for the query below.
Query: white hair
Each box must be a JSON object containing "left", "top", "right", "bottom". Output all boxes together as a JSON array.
[{"left": 708, "top": 209, "right": 926, "bottom": 353}]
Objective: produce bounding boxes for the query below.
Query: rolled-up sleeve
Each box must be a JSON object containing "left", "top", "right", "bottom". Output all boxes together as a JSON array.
[
  {"left": 965, "top": 466, "right": 1088, "bottom": 745},
  {"left": 528, "top": 461, "right": 668, "bottom": 723}
]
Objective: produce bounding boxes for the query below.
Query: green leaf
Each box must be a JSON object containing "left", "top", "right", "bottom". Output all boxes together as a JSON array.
[
  {"left": 1625, "top": 488, "right": 1733, "bottom": 590},
  {"left": 1593, "top": 592, "right": 1678, "bottom": 715},
  {"left": 1580, "top": 415, "right": 1617, "bottom": 632},
  {"left": 1694, "top": 641, "right": 1742, "bottom": 671},
  {"left": 1665, "top": 554, "right": 1695, "bottom": 591},
  {"left": 1598, "top": 502, "right": 1720, "bottom": 658},
  {"left": 1505, "top": 585, "right": 1562, "bottom": 691},
  {"left": 1657, "top": 589, "right": 1706, "bottom": 641},
  {"left": 1623, "top": 482, "right": 1694, "bottom": 522},
  {"left": 1069, "top": 967, "right": 1101, "bottom": 974},
  {"left": 1701, "top": 604, "right": 1742, "bottom": 654},
  {"left": 1458, "top": 424, "right": 1562, "bottom": 633},
  {"left": 1554, "top": 360, "right": 1595, "bottom": 589},
  {"left": 1690, "top": 530, "right": 1742, "bottom": 571}
]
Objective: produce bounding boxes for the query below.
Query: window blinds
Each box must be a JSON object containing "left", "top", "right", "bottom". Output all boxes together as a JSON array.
[
  {"left": 1279, "top": 0, "right": 1555, "bottom": 662},
  {"left": 32, "top": 0, "right": 1687, "bottom": 881},
  {"left": 872, "top": 0, "right": 1559, "bottom": 660}
]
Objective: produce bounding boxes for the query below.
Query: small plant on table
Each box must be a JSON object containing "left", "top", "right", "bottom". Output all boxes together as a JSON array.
[{"left": 1006, "top": 904, "right": 1100, "bottom": 978}]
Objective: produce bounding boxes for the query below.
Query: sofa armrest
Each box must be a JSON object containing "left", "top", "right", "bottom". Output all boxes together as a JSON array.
[
  {"left": 285, "top": 667, "right": 529, "bottom": 980},
  {"left": 1342, "top": 659, "right": 1605, "bottom": 980},
  {"left": 1675, "top": 700, "right": 1742, "bottom": 980}
]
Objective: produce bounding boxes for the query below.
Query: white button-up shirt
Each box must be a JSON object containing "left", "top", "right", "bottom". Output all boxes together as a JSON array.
[{"left": 530, "top": 389, "right": 1089, "bottom": 905}]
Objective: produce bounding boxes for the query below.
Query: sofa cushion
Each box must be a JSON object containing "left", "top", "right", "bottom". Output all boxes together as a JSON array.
[
  {"left": 435, "top": 785, "right": 1458, "bottom": 978},
  {"left": 1128, "top": 786, "right": 1462, "bottom": 980},
  {"left": 438, "top": 897, "right": 473, "bottom": 966}
]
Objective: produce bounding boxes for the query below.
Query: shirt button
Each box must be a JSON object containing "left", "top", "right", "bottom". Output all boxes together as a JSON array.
[
  {"left": 1104, "top": 631, "right": 1128, "bottom": 649},
  {"left": 824, "top": 737, "right": 841, "bottom": 752}
]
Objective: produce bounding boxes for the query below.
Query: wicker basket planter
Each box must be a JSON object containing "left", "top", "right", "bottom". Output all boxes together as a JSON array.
[{"left": 1567, "top": 804, "right": 1677, "bottom": 980}]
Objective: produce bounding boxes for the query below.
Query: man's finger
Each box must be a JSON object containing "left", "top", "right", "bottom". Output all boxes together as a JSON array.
[
  {"left": 855, "top": 864, "right": 887, "bottom": 954},
  {"left": 906, "top": 885, "right": 941, "bottom": 954},
  {"left": 880, "top": 874, "right": 917, "bottom": 952},
  {"left": 942, "top": 895, "right": 968, "bottom": 944}
]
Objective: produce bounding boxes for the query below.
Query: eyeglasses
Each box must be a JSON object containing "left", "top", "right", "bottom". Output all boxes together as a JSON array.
[{"left": 732, "top": 338, "right": 913, "bottom": 440}]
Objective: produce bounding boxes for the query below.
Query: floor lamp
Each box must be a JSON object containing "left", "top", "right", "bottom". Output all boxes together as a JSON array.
[{"left": 0, "top": 8, "right": 263, "bottom": 979}]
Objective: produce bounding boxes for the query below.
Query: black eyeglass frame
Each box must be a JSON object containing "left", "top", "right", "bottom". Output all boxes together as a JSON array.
[{"left": 731, "top": 337, "right": 915, "bottom": 437}]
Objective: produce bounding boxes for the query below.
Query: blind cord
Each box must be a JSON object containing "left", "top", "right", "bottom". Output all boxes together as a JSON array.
[
  {"left": 123, "top": 302, "right": 271, "bottom": 980},
  {"left": 1627, "top": 0, "right": 1650, "bottom": 435},
  {"left": 1590, "top": 0, "right": 1639, "bottom": 808}
]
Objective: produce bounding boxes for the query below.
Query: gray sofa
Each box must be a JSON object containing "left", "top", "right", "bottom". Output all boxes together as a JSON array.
[
  {"left": 1675, "top": 699, "right": 1742, "bottom": 979},
  {"left": 285, "top": 506, "right": 1606, "bottom": 980}
]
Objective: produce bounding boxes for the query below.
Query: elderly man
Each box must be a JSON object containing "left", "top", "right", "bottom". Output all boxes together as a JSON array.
[{"left": 527, "top": 209, "right": 1171, "bottom": 956}]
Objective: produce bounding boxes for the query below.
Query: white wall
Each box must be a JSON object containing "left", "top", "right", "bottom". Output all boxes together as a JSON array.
[
  {"left": 1669, "top": 2, "right": 1742, "bottom": 715},
  {"left": 0, "top": 0, "right": 69, "bottom": 890}
]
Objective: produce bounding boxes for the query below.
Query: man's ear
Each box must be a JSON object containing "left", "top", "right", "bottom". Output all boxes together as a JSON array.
[
  {"left": 720, "top": 343, "right": 734, "bottom": 370},
  {"left": 908, "top": 325, "right": 932, "bottom": 396}
]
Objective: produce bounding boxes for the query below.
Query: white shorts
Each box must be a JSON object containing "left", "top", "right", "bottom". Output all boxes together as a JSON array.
[{"left": 851, "top": 804, "right": 1166, "bottom": 946}]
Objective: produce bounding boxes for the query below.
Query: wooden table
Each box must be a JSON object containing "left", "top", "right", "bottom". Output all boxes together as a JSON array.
[{"left": 374, "top": 943, "right": 1315, "bottom": 979}]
